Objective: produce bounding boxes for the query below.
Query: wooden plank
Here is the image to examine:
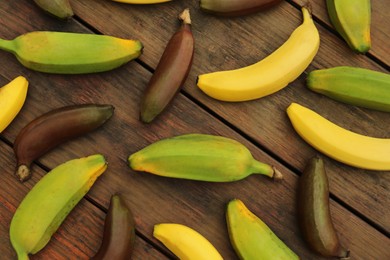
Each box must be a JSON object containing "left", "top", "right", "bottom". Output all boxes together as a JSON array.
[
  {"left": 0, "top": 0, "right": 388, "bottom": 259},
  {"left": 292, "top": 0, "right": 390, "bottom": 66},
  {"left": 68, "top": 0, "right": 390, "bottom": 231},
  {"left": 0, "top": 142, "right": 168, "bottom": 259}
]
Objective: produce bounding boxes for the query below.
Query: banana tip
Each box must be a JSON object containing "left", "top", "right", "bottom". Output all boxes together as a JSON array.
[
  {"left": 272, "top": 167, "right": 283, "bottom": 180},
  {"left": 16, "top": 165, "right": 31, "bottom": 182},
  {"left": 179, "top": 8, "right": 191, "bottom": 25}
]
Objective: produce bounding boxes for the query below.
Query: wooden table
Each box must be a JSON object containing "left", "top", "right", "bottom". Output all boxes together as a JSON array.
[{"left": 1, "top": 0, "right": 389, "bottom": 259}]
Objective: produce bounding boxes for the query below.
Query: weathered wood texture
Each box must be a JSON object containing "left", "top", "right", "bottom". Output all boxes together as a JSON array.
[
  {"left": 67, "top": 0, "right": 390, "bottom": 231},
  {"left": 0, "top": 142, "right": 167, "bottom": 259},
  {"left": 0, "top": 0, "right": 389, "bottom": 259}
]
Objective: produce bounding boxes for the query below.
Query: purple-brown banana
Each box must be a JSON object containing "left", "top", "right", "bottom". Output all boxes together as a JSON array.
[
  {"left": 13, "top": 104, "right": 114, "bottom": 182},
  {"left": 91, "top": 194, "right": 135, "bottom": 260},
  {"left": 298, "top": 156, "right": 349, "bottom": 258},
  {"left": 140, "top": 8, "right": 194, "bottom": 123},
  {"left": 200, "top": 0, "right": 283, "bottom": 16}
]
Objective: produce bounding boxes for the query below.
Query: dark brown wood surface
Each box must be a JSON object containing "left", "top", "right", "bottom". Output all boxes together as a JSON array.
[{"left": 0, "top": 0, "right": 389, "bottom": 259}]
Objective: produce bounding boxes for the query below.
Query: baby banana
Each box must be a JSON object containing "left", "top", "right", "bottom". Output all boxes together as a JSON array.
[
  {"left": 0, "top": 76, "right": 28, "bottom": 133},
  {"left": 298, "top": 156, "right": 349, "bottom": 258},
  {"left": 14, "top": 104, "right": 114, "bottom": 182},
  {"left": 327, "top": 0, "right": 371, "bottom": 53},
  {"left": 153, "top": 223, "right": 223, "bottom": 260},
  {"left": 10, "top": 154, "right": 107, "bottom": 260},
  {"left": 91, "top": 194, "right": 135, "bottom": 260},
  {"left": 197, "top": 7, "right": 319, "bottom": 102},
  {"left": 33, "top": 0, "right": 73, "bottom": 19},
  {"left": 226, "top": 199, "right": 299, "bottom": 259},
  {"left": 200, "top": 0, "right": 283, "bottom": 16},
  {"left": 0, "top": 31, "right": 142, "bottom": 74},
  {"left": 307, "top": 66, "right": 390, "bottom": 112},
  {"left": 287, "top": 103, "right": 390, "bottom": 170},
  {"left": 140, "top": 8, "right": 194, "bottom": 123},
  {"left": 128, "top": 133, "right": 282, "bottom": 181},
  {"left": 111, "top": 0, "right": 171, "bottom": 4}
]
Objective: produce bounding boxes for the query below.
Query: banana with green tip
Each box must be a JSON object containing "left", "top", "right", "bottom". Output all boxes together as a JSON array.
[
  {"left": 33, "top": 0, "right": 73, "bottom": 19},
  {"left": 0, "top": 31, "right": 142, "bottom": 74},
  {"left": 153, "top": 223, "right": 223, "bottom": 260},
  {"left": 128, "top": 133, "right": 282, "bottom": 181},
  {"left": 226, "top": 199, "right": 299, "bottom": 259},
  {"left": 10, "top": 154, "right": 107, "bottom": 260},
  {"left": 326, "top": 0, "right": 371, "bottom": 53},
  {"left": 0, "top": 76, "right": 28, "bottom": 133},
  {"left": 287, "top": 103, "right": 390, "bottom": 170},
  {"left": 197, "top": 7, "right": 319, "bottom": 102},
  {"left": 307, "top": 66, "right": 390, "bottom": 112}
]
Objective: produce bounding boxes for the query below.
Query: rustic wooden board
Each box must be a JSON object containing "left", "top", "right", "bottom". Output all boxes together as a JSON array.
[
  {"left": 67, "top": 0, "right": 390, "bottom": 231},
  {"left": 0, "top": 142, "right": 168, "bottom": 259},
  {"left": 0, "top": 0, "right": 389, "bottom": 259}
]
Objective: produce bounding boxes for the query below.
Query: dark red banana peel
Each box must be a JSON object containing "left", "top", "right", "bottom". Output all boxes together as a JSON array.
[
  {"left": 298, "top": 156, "right": 349, "bottom": 259},
  {"left": 14, "top": 104, "right": 114, "bottom": 182},
  {"left": 200, "top": 0, "right": 283, "bottom": 17},
  {"left": 140, "top": 8, "right": 194, "bottom": 123},
  {"left": 91, "top": 194, "right": 135, "bottom": 260}
]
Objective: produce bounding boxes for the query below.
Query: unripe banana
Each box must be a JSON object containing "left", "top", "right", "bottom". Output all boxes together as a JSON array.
[
  {"left": 140, "top": 8, "right": 194, "bottom": 123},
  {"left": 14, "top": 104, "right": 114, "bottom": 182},
  {"left": 298, "top": 156, "right": 349, "bottom": 258},
  {"left": 307, "top": 66, "right": 390, "bottom": 112},
  {"left": 326, "top": 0, "right": 371, "bottom": 53},
  {"left": 153, "top": 223, "right": 223, "bottom": 260},
  {"left": 91, "top": 194, "right": 136, "bottom": 260},
  {"left": 226, "top": 199, "right": 299, "bottom": 259},
  {"left": 0, "top": 31, "right": 142, "bottom": 74},
  {"left": 128, "top": 134, "right": 282, "bottom": 181},
  {"left": 0, "top": 76, "right": 28, "bottom": 133},
  {"left": 10, "top": 154, "right": 107, "bottom": 260},
  {"left": 287, "top": 103, "right": 390, "bottom": 170},
  {"left": 33, "top": 0, "right": 74, "bottom": 19},
  {"left": 200, "top": 0, "right": 283, "bottom": 16}
]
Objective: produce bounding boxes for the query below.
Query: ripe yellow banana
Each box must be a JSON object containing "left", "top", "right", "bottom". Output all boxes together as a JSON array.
[
  {"left": 10, "top": 154, "right": 107, "bottom": 259},
  {"left": 226, "top": 199, "right": 299, "bottom": 259},
  {"left": 0, "top": 76, "right": 28, "bottom": 133},
  {"left": 326, "top": 0, "right": 371, "bottom": 53},
  {"left": 197, "top": 7, "right": 319, "bottom": 102},
  {"left": 153, "top": 223, "right": 223, "bottom": 260},
  {"left": 287, "top": 103, "right": 390, "bottom": 170}
]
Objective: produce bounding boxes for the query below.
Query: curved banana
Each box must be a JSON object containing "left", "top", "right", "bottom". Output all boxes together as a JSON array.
[
  {"left": 111, "top": 0, "right": 171, "bottom": 4},
  {"left": 10, "top": 154, "right": 107, "bottom": 260},
  {"left": 287, "top": 103, "right": 390, "bottom": 170},
  {"left": 200, "top": 0, "right": 283, "bottom": 16},
  {"left": 0, "top": 76, "right": 28, "bottom": 133},
  {"left": 197, "top": 7, "right": 319, "bottom": 102},
  {"left": 326, "top": 0, "right": 371, "bottom": 53},
  {"left": 153, "top": 223, "right": 223, "bottom": 260},
  {"left": 226, "top": 199, "right": 299, "bottom": 259},
  {"left": 33, "top": 0, "right": 73, "bottom": 19}
]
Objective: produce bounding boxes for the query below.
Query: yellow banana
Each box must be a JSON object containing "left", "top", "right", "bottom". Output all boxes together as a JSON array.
[
  {"left": 287, "top": 103, "right": 390, "bottom": 170},
  {"left": 111, "top": 0, "right": 171, "bottom": 4},
  {"left": 326, "top": 0, "right": 371, "bottom": 53},
  {"left": 0, "top": 76, "right": 28, "bottom": 133},
  {"left": 226, "top": 199, "right": 299, "bottom": 259},
  {"left": 10, "top": 154, "right": 107, "bottom": 259},
  {"left": 153, "top": 223, "right": 223, "bottom": 260},
  {"left": 197, "top": 7, "right": 319, "bottom": 102}
]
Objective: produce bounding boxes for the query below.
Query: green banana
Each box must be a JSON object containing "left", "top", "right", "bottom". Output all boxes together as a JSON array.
[
  {"left": 0, "top": 31, "right": 143, "bottom": 74},
  {"left": 307, "top": 66, "right": 390, "bottom": 112},
  {"left": 326, "top": 0, "right": 371, "bottom": 53},
  {"left": 10, "top": 154, "right": 107, "bottom": 260},
  {"left": 128, "top": 134, "right": 282, "bottom": 182},
  {"left": 33, "top": 0, "right": 74, "bottom": 19},
  {"left": 226, "top": 199, "right": 299, "bottom": 259}
]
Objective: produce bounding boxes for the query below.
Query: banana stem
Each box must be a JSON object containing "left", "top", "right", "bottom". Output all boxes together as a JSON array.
[
  {"left": 179, "top": 8, "right": 191, "bottom": 25},
  {"left": 16, "top": 165, "right": 31, "bottom": 182},
  {"left": 250, "top": 160, "right": 283, "bottom": 180},
  {"left": 0, "top": 38, "right": 15, "bottom": 52}
]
